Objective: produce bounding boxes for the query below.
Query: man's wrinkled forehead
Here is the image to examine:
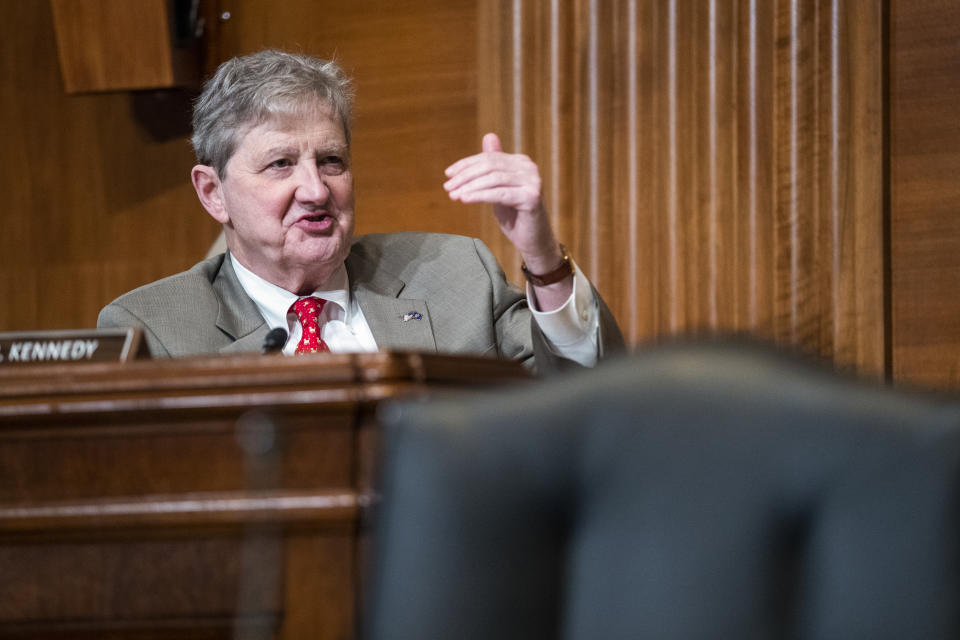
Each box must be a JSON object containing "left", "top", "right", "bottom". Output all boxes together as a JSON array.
[
  {"left": 229, "top": 97, "right": 344, "bottom": 150},
  {"left": 251, "top": 97, "right": 343, "bottom": 138},
  {"left": 221, "top": 97, "right": 347, "bottom": 172}
]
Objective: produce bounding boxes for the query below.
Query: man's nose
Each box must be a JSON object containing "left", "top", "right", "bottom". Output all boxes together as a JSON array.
[{"left": 294, "top": 163, "right": 330, "bottom": 203}]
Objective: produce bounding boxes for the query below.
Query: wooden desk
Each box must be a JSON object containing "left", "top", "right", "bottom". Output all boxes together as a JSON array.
[{"left": 0, "top": 352, "right": 528, "bottom": 638}]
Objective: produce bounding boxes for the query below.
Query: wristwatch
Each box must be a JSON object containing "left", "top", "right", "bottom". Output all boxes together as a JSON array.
[{"left": 521, "top": 244, "right": 573, "bottom": 286}]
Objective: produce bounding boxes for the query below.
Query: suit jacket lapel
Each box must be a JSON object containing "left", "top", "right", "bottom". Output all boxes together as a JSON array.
[
  {"left": 212, "top": 254, "right": 269, "bottom": 353},
  {"left": 346, "top": 249, "right": 437, "bottom": 352},
  {"left": 209, "top": 248, "right": 438, "bottom": 354}
]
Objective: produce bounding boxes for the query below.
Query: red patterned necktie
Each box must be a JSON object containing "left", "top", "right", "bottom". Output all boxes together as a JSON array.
[{"left": 289, "top": 296, "right": 330, "bottom": 354}]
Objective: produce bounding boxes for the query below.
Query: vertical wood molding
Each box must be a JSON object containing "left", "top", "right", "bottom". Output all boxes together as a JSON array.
[
  {"left": 891, "top": 0, "right": 960, "bottom": 389},
  {"left": 478, "top": 0, "right": 885, "bottom": 375}
]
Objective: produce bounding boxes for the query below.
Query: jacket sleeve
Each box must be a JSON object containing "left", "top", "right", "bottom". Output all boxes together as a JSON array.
[
  {"left": 473, "top": 238, "right": 626, "bottom": 375},
  {"left": 97, "top": 302, "right": 172, "bottom": 357}
]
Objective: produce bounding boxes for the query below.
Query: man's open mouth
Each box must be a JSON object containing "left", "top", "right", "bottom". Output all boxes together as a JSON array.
[{"left": 296, "top": 213, "right": 335, "bottom": 232}]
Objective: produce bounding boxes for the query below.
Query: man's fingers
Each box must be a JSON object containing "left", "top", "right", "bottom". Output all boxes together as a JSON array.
[
  {"left": 448, "top": 182, "right": 539, "bottom": 210},
  {"left": 444, "top": 150, "right": 501, "bottom": 177},
  {"left": 444, "top": 133, "right": 506, "bottom": 176},
  {"left": 449, "top": 186, "right": 513, "bottom": 205},
  {"left": 444, "top": 155, "right": 533, "bottom": 191},
  {"left": 444, "top": 154, "right": 484, "bottom": 177},
  {"left": 443, "top": 162, "right": 490, "bottom": 191},
  {"left": 443, "top": 162, "right": 518, "bottom": 192},
  {"left": 482, "top": 132, "right": 502, "bottom": 153},
  {"left": 447, "top": 170, "right": 517, "bottom": 198}
]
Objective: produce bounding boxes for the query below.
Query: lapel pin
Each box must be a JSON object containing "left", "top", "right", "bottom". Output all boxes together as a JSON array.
[{"left": 402, "top": 311, "right": 423, "bottom": 322}]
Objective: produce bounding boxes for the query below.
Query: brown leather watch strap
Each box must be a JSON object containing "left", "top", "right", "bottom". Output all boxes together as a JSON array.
[{"left": 521, "top": 244, "right": 573, "bottom": 286}]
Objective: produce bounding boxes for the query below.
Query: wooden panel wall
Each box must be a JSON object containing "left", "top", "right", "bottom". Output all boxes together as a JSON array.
[
  {"left": 891, "top": 0, "right": 960, "bottom": 389},
  {"left": 477, "top": 0, "right": 885, "bottom": 376},
  {"left": 0, "top": 0, "right": 219, "bottom": 332}
]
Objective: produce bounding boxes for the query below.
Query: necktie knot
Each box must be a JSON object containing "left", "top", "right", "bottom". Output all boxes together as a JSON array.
[{"left": 289, "top": 296, "right": 330, "bottom": 354}]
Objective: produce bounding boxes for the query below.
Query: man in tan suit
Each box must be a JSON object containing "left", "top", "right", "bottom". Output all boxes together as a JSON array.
[{"left": 99, "top": 50, "right": 622, "bottom": 371}]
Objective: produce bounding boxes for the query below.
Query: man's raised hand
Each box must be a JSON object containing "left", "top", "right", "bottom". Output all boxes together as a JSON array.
[
  {"left": 444, "top": 133, "right": 560, "bottom": 263},
  {"left": 444, "top": 133, "right": 572, "bottom": 308}
]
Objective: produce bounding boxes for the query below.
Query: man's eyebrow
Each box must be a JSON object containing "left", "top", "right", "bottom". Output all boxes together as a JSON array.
[
  {"left": 319, "top": 143, "right": 349, "bottom": 156},
  {"left": 261, "top": 145, "right": 298, "bottom": 158},
  {"left": 259, "top": 143, "right": 349, "bottom": 157}
]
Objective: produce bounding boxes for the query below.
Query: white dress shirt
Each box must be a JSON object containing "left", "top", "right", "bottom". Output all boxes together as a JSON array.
[{"left": 230, "top": 253, "right": 600, "bottom": 365}]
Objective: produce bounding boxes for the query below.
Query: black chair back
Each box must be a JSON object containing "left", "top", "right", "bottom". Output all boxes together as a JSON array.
[{"left": 367, "top": 344, "right": 960, "bottom": 640}]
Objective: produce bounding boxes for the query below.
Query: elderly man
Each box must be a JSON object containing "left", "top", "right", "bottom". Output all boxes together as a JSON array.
[{"left": 99, "top": 50, "right": 623, "bottom": 371}]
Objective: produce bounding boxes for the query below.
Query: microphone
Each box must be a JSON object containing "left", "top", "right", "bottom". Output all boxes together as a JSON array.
[{"left": 262, "top": 327, "right": 288, "bottom": 354}]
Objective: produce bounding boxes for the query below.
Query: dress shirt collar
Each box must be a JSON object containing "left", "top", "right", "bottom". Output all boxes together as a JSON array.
[{"left": 228, "top": 252, "right": 352, "bottom": 330}]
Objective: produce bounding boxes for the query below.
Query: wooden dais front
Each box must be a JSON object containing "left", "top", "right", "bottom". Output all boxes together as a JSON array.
[{"left": 0, "top": 351, "right": 528, "bottom": 638}]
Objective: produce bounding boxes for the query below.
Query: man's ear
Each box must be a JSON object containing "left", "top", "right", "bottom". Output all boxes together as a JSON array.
[{"left": 191, "top": 165, "right": 229, "bottom": 224}]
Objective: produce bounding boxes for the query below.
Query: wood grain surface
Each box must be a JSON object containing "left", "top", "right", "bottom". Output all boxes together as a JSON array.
[
  {"left": 0, "top": 351, "right": 525, "bottom": 637},
  {"left": 0, "top": 1, "right": 220, "bottom": 332},
  {"left": 478, "top": 0, "right": 885, "bottom": 376},
  {"left": 891, "top": 0, "right": 960, "bottom": 388},
  {"left": 49, "top": 0, "right": 196, "bottom": 92}
]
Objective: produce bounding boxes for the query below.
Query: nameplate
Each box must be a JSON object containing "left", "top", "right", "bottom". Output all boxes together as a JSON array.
[{"left": 0, "top": 329, "right": 149, "bottom": 365}]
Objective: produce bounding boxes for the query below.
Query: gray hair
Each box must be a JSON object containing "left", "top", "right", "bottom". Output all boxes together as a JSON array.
[{"left": 191, "top": 50, "right": 354, "bottom": 177}]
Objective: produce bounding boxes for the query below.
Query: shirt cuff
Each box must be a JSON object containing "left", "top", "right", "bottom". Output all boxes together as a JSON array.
[{"left": 527, "top": 260, "right": 600, "bottom": 366}]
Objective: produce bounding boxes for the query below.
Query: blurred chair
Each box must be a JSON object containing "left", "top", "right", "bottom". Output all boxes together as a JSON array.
[{"left": 365, "top": 342, "right": 960, "bottom": 640}]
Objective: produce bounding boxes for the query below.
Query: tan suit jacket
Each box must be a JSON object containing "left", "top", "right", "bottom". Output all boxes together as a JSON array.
[{"left": 98, "top": 233, "right": 624, "bottom": 371}]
